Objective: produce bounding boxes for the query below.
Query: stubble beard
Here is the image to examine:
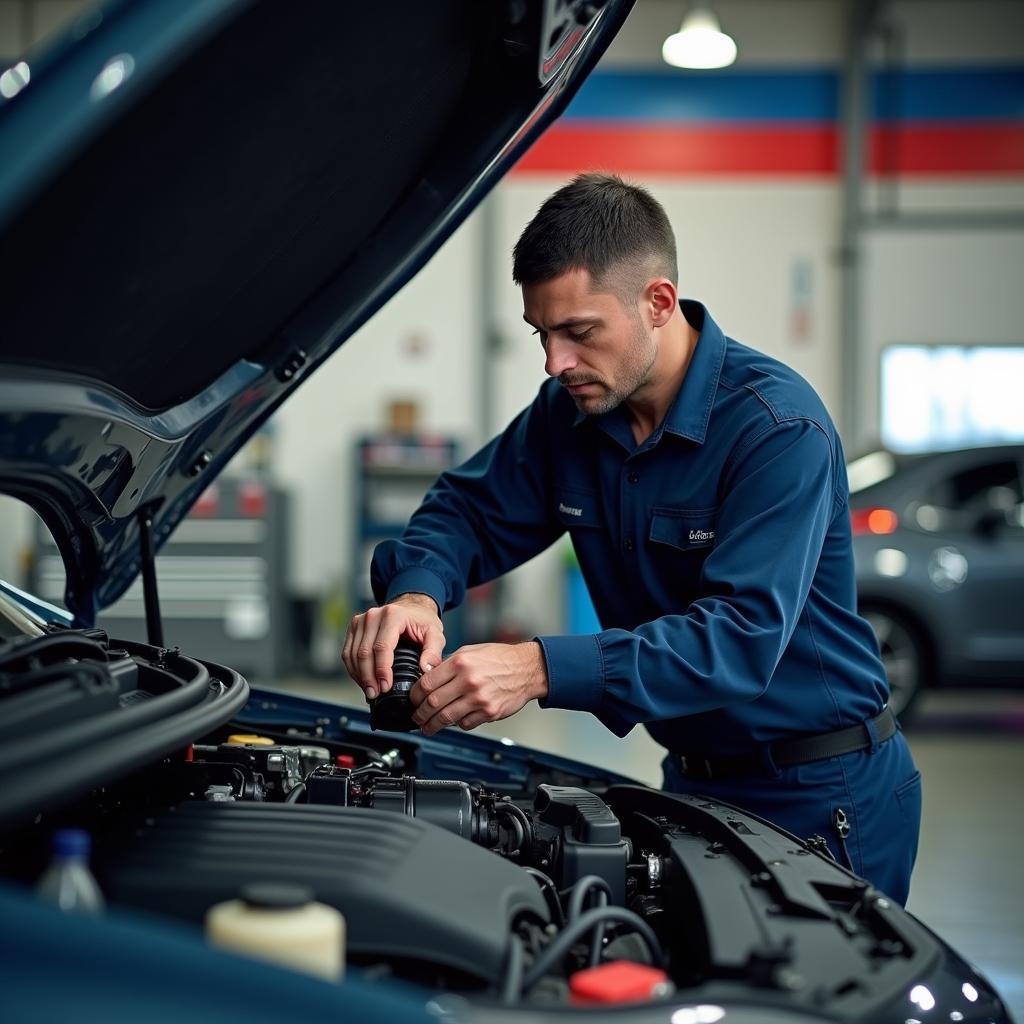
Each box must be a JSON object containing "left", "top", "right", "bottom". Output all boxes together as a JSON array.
[{"left": 565, "top": 319, "right": 657, "bottom": 416}]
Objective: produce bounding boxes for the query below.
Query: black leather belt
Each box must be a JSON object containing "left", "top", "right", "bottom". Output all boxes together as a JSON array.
[{"left": 670, "top": 706, "right": 897, "bottom": 782}]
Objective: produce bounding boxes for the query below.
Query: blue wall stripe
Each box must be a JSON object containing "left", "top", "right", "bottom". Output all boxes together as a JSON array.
[
  {"left": 564, "top": 70, "right": 838, "bottom": 122},
  {"left": 874, "top": 68, "right": 1024, "bottom": 121},
  {"left": 564, "top": 67, "right": 1024, "bottom": 123}
]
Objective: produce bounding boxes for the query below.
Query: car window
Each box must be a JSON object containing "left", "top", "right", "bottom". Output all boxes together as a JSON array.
[{"left": 910, "top": 458, "right": 1023, "bottom": 533}]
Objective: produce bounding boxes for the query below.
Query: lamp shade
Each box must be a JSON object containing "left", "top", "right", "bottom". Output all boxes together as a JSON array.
[{"left": 662, "top": 8, "right": 737, "bottom": 70}]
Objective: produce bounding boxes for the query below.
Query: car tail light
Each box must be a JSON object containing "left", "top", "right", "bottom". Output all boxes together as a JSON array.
[{"left": 851, "top": 507, "right": 899, "bottom": 535}]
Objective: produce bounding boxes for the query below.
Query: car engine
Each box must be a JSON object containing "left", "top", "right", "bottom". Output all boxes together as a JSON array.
[{"left": 97, "top": 748, "right": 646, "bottom": 993}]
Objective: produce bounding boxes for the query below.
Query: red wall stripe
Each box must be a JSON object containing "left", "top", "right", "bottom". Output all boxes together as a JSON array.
[
  {"left": 870, "top": 123, "right": 1024, "bottom": 175},
  {"left": 514, "top": 124, "right": 838, "bottom": 175},
  {"left": 511, "top": 123, "right": 1024, "bottom": 176}
]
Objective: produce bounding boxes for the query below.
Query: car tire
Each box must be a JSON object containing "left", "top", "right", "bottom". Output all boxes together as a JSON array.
[{"left": 861, "top": 606, "right": 928, "bottom": 724}]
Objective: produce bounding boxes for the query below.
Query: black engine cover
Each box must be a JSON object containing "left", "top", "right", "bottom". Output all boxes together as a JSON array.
[{"left": 97, "top": 801, "right": 548, "bottom": 982}]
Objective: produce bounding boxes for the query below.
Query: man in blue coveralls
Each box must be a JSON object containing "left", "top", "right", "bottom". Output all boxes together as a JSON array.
[{"left": 343, "top": 174, "right": 922, "bottom": 905}]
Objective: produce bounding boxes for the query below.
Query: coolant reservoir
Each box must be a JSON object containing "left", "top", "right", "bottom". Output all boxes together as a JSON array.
[
  {"left": 225, "top": 734, "right": 275, "bottom": 746},
  {"left": 205, "top": 883, "right": 345, "bottom": 981}
]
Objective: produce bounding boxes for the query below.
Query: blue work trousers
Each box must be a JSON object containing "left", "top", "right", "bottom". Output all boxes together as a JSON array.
[{"left": 662, "top": 730, "right": 922, "bottom": 906}]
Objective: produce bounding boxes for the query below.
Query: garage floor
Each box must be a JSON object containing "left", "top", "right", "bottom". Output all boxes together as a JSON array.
[{"left": 271, "top": 677, "right": 1024, "bottom": 1021}]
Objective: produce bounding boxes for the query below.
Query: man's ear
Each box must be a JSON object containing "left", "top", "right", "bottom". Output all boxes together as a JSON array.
[{"left": 646, "top": 278, "right": 678, "bottom": 328}]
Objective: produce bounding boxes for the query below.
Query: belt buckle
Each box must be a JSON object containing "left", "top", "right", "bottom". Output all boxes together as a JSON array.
[{"left": 679, "top": 754, "right": 714, "bottom": 781}]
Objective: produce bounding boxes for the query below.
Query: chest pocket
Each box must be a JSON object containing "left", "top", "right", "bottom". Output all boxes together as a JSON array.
[
  {"left": 555, "top": 487, "right": 602, "bottom": 529},
  {"left": 649, "top": 507, "right": 719, "bottom": 552}
]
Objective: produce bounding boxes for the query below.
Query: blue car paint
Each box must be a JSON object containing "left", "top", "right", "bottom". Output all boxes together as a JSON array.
[{"left": 0, "top": 880, "right": 434, "bottom": 1024}]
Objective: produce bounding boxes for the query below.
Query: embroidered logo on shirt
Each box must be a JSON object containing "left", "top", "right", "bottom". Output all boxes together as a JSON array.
[
  {"left": 559, "top": 502, "right": 583, "bottom": 517},
  {"left": 689, "top": 528, "right": 715, "bottom": 543}
]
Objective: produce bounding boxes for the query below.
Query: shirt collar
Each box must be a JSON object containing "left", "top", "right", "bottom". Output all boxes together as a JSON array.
[{"left": 572, "top": 299, "right": 727, "bottom": 447}]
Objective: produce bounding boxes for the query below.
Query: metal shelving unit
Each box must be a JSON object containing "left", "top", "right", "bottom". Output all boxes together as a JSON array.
[{"left": 352, "top": 434, "right": 464, "bottom": 648}]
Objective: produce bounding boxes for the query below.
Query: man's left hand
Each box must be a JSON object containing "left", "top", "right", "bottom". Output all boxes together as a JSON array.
[{"left": 410, "top": 641, "right": 548, "bottom": 736}]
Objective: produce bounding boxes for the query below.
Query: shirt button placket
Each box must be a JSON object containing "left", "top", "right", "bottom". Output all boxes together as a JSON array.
[{"left": 622, "top": 465, "right": 639, "bottom": 555}]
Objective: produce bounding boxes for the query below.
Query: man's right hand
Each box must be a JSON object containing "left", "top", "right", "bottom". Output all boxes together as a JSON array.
[{"left": 342, "top": 593, "right": 445, "bottom": 701}]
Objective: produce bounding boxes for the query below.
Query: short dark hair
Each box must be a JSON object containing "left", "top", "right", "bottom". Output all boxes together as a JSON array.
[{"left": 512, "top": 173, "right": 677, "bottom": 299}]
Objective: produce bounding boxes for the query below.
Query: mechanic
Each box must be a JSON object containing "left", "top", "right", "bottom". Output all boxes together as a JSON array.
[{"left": 343, "top": 174, "right": 921, "bottom": 906}]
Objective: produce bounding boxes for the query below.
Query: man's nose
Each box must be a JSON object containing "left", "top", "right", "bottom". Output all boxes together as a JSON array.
[{"left": 544, "top": 337, "right": 577, "bottom": 378}]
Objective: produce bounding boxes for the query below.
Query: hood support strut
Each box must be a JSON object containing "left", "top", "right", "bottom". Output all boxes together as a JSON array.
[{"left": 136, "top": 508, "right": 164, "bottom": 648}]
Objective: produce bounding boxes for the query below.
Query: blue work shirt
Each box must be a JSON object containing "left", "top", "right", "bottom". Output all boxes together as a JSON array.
[{"left": 371, "top": 301, "right": 889, "bottom": 755}]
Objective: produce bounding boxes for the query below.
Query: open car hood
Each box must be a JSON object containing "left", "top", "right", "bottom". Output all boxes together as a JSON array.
[{"left": 0, "top": 0, "right": 632, "bottom": 623}]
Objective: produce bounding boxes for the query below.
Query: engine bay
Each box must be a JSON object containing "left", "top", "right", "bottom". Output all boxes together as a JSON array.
[
  {"left": 97, "top": 737, "right": 658, "bottom": 996},
  {"left": 0, "top": 624, "right": 978, "bottom": 1017}
]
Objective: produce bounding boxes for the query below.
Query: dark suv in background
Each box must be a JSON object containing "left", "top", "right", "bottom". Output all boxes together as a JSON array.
[{"left": 850, "top": 445, "right": 1024, "bottom": 719}]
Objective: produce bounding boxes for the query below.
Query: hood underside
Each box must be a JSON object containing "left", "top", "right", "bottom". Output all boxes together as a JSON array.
[{"left": 0, "top": 0, "right": 632, "bottom": 621}]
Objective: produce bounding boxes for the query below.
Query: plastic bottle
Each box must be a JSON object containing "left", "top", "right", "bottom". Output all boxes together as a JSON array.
[
  {"left": 205, "top": 883, "right": 345, "bottom": 980},
  {"left": 35, "top": 828, "right": 105, "bottom": 913}
]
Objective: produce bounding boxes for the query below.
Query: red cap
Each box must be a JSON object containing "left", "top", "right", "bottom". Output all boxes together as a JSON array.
[
  {"left": 569, "top": 962, "right": 672, "bottom": 1005},
  {"left": 336, "top": 754, "right": 356, "bottom": 769}
]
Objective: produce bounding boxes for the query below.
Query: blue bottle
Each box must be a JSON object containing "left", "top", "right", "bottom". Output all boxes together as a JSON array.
[{"left": 35, "top": 829, "right": 105, "bottom": 913}]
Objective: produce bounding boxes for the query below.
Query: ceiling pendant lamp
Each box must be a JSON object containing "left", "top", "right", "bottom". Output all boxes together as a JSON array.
[{"left": 662, "top": 4, "right": 738, "bottom": 70}]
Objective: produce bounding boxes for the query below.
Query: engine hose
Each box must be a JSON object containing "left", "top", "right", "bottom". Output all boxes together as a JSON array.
[
  {"left": 498, "top": 799, "right": 534, "bottom": 847},
  {"left": 587, "top": 893, "right": 608, "bottom": 967},
  {"left": 520, "top": 906, "right": 665, "bottom": 993},
  {"left": 566, "top": 875, "right": 611, "bottom": 922},
  {"left": 284, "top": 783, "right": 306, "bottom": 804},
  {"left": 500, "top": 934, "right": 525, "bottom": 1004},
  {"left": 0, "top": 659, "right": 108, "bottom": 697},
  {"left": 522, "top": 867, "right": 565, "bottom": 927},
  {"left": 0, "top": 632, "right": 109, "bottom": 671},
  {"left": 566, "top": 875, "right": 612, "bottom": 968}
]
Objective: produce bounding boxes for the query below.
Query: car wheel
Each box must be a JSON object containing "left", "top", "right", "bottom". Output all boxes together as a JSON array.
[{"left": 862, "top": 607, "right": 927, "bottom": 723}]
